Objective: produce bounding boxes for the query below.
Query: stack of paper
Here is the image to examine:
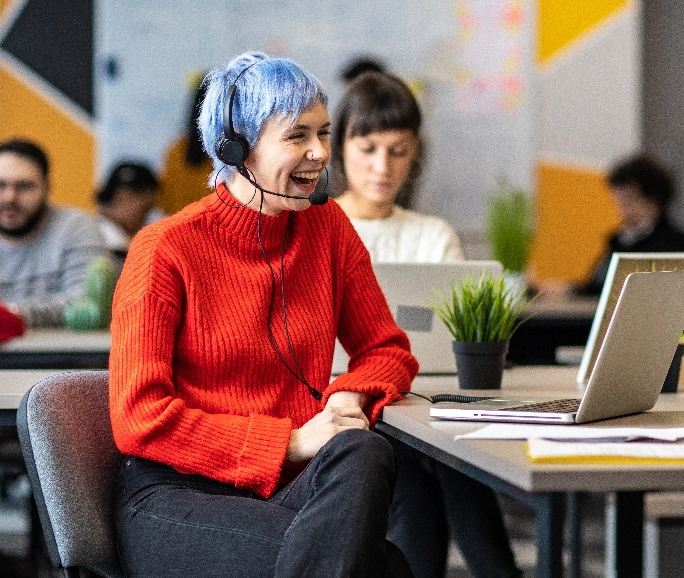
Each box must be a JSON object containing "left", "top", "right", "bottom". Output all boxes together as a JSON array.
[
  {"left": 453, "top": 425, "right": 684, "bottom": 463},
  {"left": 525, "top": 438, "right": 684, "bottom": 463}
]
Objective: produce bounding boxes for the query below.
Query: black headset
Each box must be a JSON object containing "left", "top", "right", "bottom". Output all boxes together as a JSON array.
[{"left": 214, "top": 65, "right": 255, "bottom": 171}]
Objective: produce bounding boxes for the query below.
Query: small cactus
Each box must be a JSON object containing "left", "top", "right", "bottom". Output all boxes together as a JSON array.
[
  {"left": 63, "top": 258, "right": 116, "bottom": 331},
  {"left": 63, "top": 298, "right": 100, "bottom": 332},
  {"left": 84, "top": 258, "right": 116, "bottom": 328}
]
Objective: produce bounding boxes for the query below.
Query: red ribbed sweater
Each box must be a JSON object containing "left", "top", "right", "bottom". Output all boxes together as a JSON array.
[{"left": 109, "top": 184, "right": 418, "bottom": 498}]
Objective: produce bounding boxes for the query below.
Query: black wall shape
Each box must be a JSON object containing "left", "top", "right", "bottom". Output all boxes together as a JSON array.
[{"left": 1, "top": 0, "right": 93, "bottom": 115}]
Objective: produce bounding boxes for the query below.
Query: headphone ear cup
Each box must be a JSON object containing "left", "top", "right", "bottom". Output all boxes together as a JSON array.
[{"left": 215, "top": 134, "right": 249, "bottom": 167}]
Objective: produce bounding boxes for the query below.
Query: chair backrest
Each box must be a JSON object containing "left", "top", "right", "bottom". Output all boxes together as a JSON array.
[{"left": 17, "top": 370, "right": 125, "bottom": 578}]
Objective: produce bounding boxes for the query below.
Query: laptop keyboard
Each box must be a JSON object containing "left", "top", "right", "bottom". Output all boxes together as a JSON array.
[{"left": 505, "top": 398, "right": 581, "bottom": 413}]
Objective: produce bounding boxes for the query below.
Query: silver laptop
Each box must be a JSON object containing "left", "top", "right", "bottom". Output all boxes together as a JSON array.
[
  {"left": 332, "top": 261, "right": 503, "bottom": 375},
  {"left": 430, "top": 271, "right": 684, "bottom": 424}
]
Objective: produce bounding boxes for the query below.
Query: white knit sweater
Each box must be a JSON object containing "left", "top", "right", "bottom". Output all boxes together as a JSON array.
[{"left": 349, "top": 206, "right": 464, "bottom": 263}]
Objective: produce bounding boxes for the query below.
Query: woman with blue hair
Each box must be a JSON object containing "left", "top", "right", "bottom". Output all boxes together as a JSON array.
[{"left": 109, "top": 51, "right": 418, "bottom": 577}]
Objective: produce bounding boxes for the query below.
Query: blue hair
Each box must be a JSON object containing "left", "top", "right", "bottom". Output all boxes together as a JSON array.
[{"left": 198, "top": 51, "right": 328, "bottom": 182}]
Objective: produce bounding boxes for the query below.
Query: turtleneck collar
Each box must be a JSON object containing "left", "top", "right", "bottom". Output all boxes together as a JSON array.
[{"left": 205, "top": 183, "right": 291, "bottom": 248}]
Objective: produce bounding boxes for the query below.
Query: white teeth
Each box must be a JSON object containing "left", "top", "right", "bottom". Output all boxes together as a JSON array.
[{"left": 291, "top": 171, "right": 320, "bottom": 180}]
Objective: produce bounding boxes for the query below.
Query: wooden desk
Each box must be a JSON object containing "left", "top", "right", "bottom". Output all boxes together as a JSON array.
[
  {"left": 508, "top": 296, "right": 598, "bottom": 365},
  {"left": 0, "top": 329, "right": 110, "bottom": 369},
  {"left": 380, "top": 369, "right": 684, "bottom": 578}
]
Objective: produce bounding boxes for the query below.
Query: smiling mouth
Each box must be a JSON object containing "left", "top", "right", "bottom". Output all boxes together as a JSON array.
[{"left": 290, "top": 171, "right": 321, "bottom": 187}]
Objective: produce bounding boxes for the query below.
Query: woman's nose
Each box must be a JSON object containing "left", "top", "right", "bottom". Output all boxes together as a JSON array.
[
  {"left": 371, "top": 150, "right": 389, "bottom": 174},
  {"left": 308, "top": 139, "right": 330, "bottom": 163}
]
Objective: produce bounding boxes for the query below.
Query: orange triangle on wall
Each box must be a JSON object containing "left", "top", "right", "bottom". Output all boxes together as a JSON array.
[
  {"left": 529, "top": 161, "right": 621, "bottom": 284},
  {"left": 0, "top": 65, "right": 95, "bottom": 211}
]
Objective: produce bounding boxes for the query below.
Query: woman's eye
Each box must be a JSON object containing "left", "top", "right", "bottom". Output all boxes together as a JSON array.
[
  {"left": 318, "top": 130, "right": 331, "bottom": 138},
  {"left": 390, "top": 148, "right": 409, "bottom": 157},
  {"left": 288, "top": 133, "right": 304, "bottom": 140}
]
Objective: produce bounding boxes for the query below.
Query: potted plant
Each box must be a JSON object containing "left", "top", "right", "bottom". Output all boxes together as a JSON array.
[
  {"left": 430, "top": 273, "right": 533, "bottom": 389},
  {"left": 486, "top": 178, "right": 535, "bottom": 276}
]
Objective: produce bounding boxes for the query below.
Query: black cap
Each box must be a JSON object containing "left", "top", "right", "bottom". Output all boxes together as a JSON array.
[{"left": 97, "top": 162, "right": 158, "bottom": 205}]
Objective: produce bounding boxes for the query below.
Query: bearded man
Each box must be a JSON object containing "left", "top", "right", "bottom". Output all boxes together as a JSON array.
[{"left": 0, "top": 139, "right": 107, "bottom": 327}]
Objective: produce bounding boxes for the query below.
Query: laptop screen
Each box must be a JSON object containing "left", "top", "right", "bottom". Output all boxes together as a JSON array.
[{"left": 332, "top": 261, "right": 503, "bottom": 375}]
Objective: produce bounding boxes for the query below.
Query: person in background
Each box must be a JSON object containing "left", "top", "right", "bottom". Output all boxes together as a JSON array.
[
  {"left": 332, "top": 71, "right": 464, "bottom": 263},
  {"left": 340, "top": 55, "right": 386, "bottom": 84},
  {"left": 579, "top": 154, "right": 684, "bottom": 295},
  {"left": 95, "top": 161, "right": 164, "bottom": 274},
  {"left": 0, "top": 138, "right": 108, "bottom": 327},
  {"left": 157, "top": 78, "right": 214, "bottom": 214},
  {"left": 109, "top": 51, "right": 418, "bottom": 577},
  {"left": 332, "top": 72, "right": 522, "bottom": 578}
]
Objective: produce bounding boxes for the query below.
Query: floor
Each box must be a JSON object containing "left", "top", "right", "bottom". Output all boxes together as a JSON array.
[{"left": 445, "top": 493, "right": 606, "bottom": 578}]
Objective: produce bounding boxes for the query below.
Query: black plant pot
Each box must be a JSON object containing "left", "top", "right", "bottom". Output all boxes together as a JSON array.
[
  {"left": 452, "top": 341, "right": 509, "bottom": 390},
  {"left": 662, "top": 343, "right": 684, "bottom": 393}
]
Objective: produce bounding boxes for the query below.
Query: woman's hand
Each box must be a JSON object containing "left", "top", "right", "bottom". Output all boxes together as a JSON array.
[{"left": 286, "top": 405, "right": 368, "bottom": 462}]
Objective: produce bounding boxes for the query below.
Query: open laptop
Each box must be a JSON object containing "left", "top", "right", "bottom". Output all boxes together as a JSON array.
[
  {"left": 331, "top": 261, "right": 503, "bottom": 375},
  {"left": 577, "top": 252, "right": 684, "bottom": 386},
  {"left": 430, "top": 270, "right": 684, "bottom": 424}
]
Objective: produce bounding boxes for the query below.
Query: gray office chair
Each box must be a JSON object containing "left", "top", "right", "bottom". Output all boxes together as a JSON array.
[{"left": 16, "top": 370, "right": 125, "bottom": 578}]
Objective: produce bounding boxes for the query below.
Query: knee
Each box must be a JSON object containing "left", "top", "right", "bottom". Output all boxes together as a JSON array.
[{"left": 325, "top": 429, "right": 396, "bottom": 475}]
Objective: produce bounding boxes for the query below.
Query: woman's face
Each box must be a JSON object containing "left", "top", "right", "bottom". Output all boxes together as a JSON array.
[
  {"left": 342, "top": 129, "right": 418, "bottom": 208},
  {"left": 238, "top": 100, "right": 331, "bottom": 215}
]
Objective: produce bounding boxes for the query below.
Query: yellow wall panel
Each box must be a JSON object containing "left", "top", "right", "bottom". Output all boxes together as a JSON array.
[
  {"left": 0, "top": 66, "right": 95, "bottom": 211},
  {"left": 538, "top": 0, "right": 629, "bottom": 64},
  {"left": 0, "top": 0, "right": 13, "bottom": 18},
  {"left": 529, "top": 162, "right": 621, "bottom": 283}
]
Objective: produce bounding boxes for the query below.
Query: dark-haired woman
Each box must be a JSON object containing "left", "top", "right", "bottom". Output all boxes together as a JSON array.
[
  {"left": 332, "top": 72, "right": 463, "bottom": 263},
  {"left": 333, "top": 71, "right": 522, "bottom": 578},
  {"left": 580, "top": 154, "right": 684, "bottom": 295}
]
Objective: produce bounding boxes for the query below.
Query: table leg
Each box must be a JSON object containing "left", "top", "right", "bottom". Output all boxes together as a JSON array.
[
  {"left": 0, "top": 409, "right": 16, "bottom": 427},
  {"left": 567, "top": 492, "right": 582, "bottom": 578},
  {"left": 611, "top": 492, "right": 644, "bottom": 578},
  {"left": 536, "top": 492, "right": 565, "bottom": 578}
]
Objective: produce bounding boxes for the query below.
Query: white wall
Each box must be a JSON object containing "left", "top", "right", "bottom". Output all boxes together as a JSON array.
[
  {"left": 96, "top": 0, "right": 535, "bottom": 233},
  {"left": 537, "top": 5, "right": 642, "bottom": 170}
]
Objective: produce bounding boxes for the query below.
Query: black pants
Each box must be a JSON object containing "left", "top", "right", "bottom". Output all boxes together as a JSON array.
[
  {"left": 115, "top": 429, "right": 414, "bottom": 578},
  {"left": 387, "top": 438, "right": 522, "bottom": 578}
]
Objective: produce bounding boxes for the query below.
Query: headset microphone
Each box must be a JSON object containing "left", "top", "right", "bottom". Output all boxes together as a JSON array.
[
  {"left": 309, "top": 172, "right": 329, "bottom": 205},
  {"left": 237, "top": 164, "right": 329, "bottom": 206}
]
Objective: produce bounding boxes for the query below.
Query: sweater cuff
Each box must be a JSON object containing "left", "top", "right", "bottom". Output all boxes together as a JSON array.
[
  {"left": 322, "top": 379, "right": 400, "bottom": 426},
  {"left": 234, "top": 414, "right": 292, "bottom": 498}
]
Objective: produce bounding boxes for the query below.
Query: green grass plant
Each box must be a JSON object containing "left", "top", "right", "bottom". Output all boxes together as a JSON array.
[
  {"left": 430, "top": 273, "right": 533, "bottom": 342},
  {"left": 486, "top": 180, "right": 534, "bottom": 273}
]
